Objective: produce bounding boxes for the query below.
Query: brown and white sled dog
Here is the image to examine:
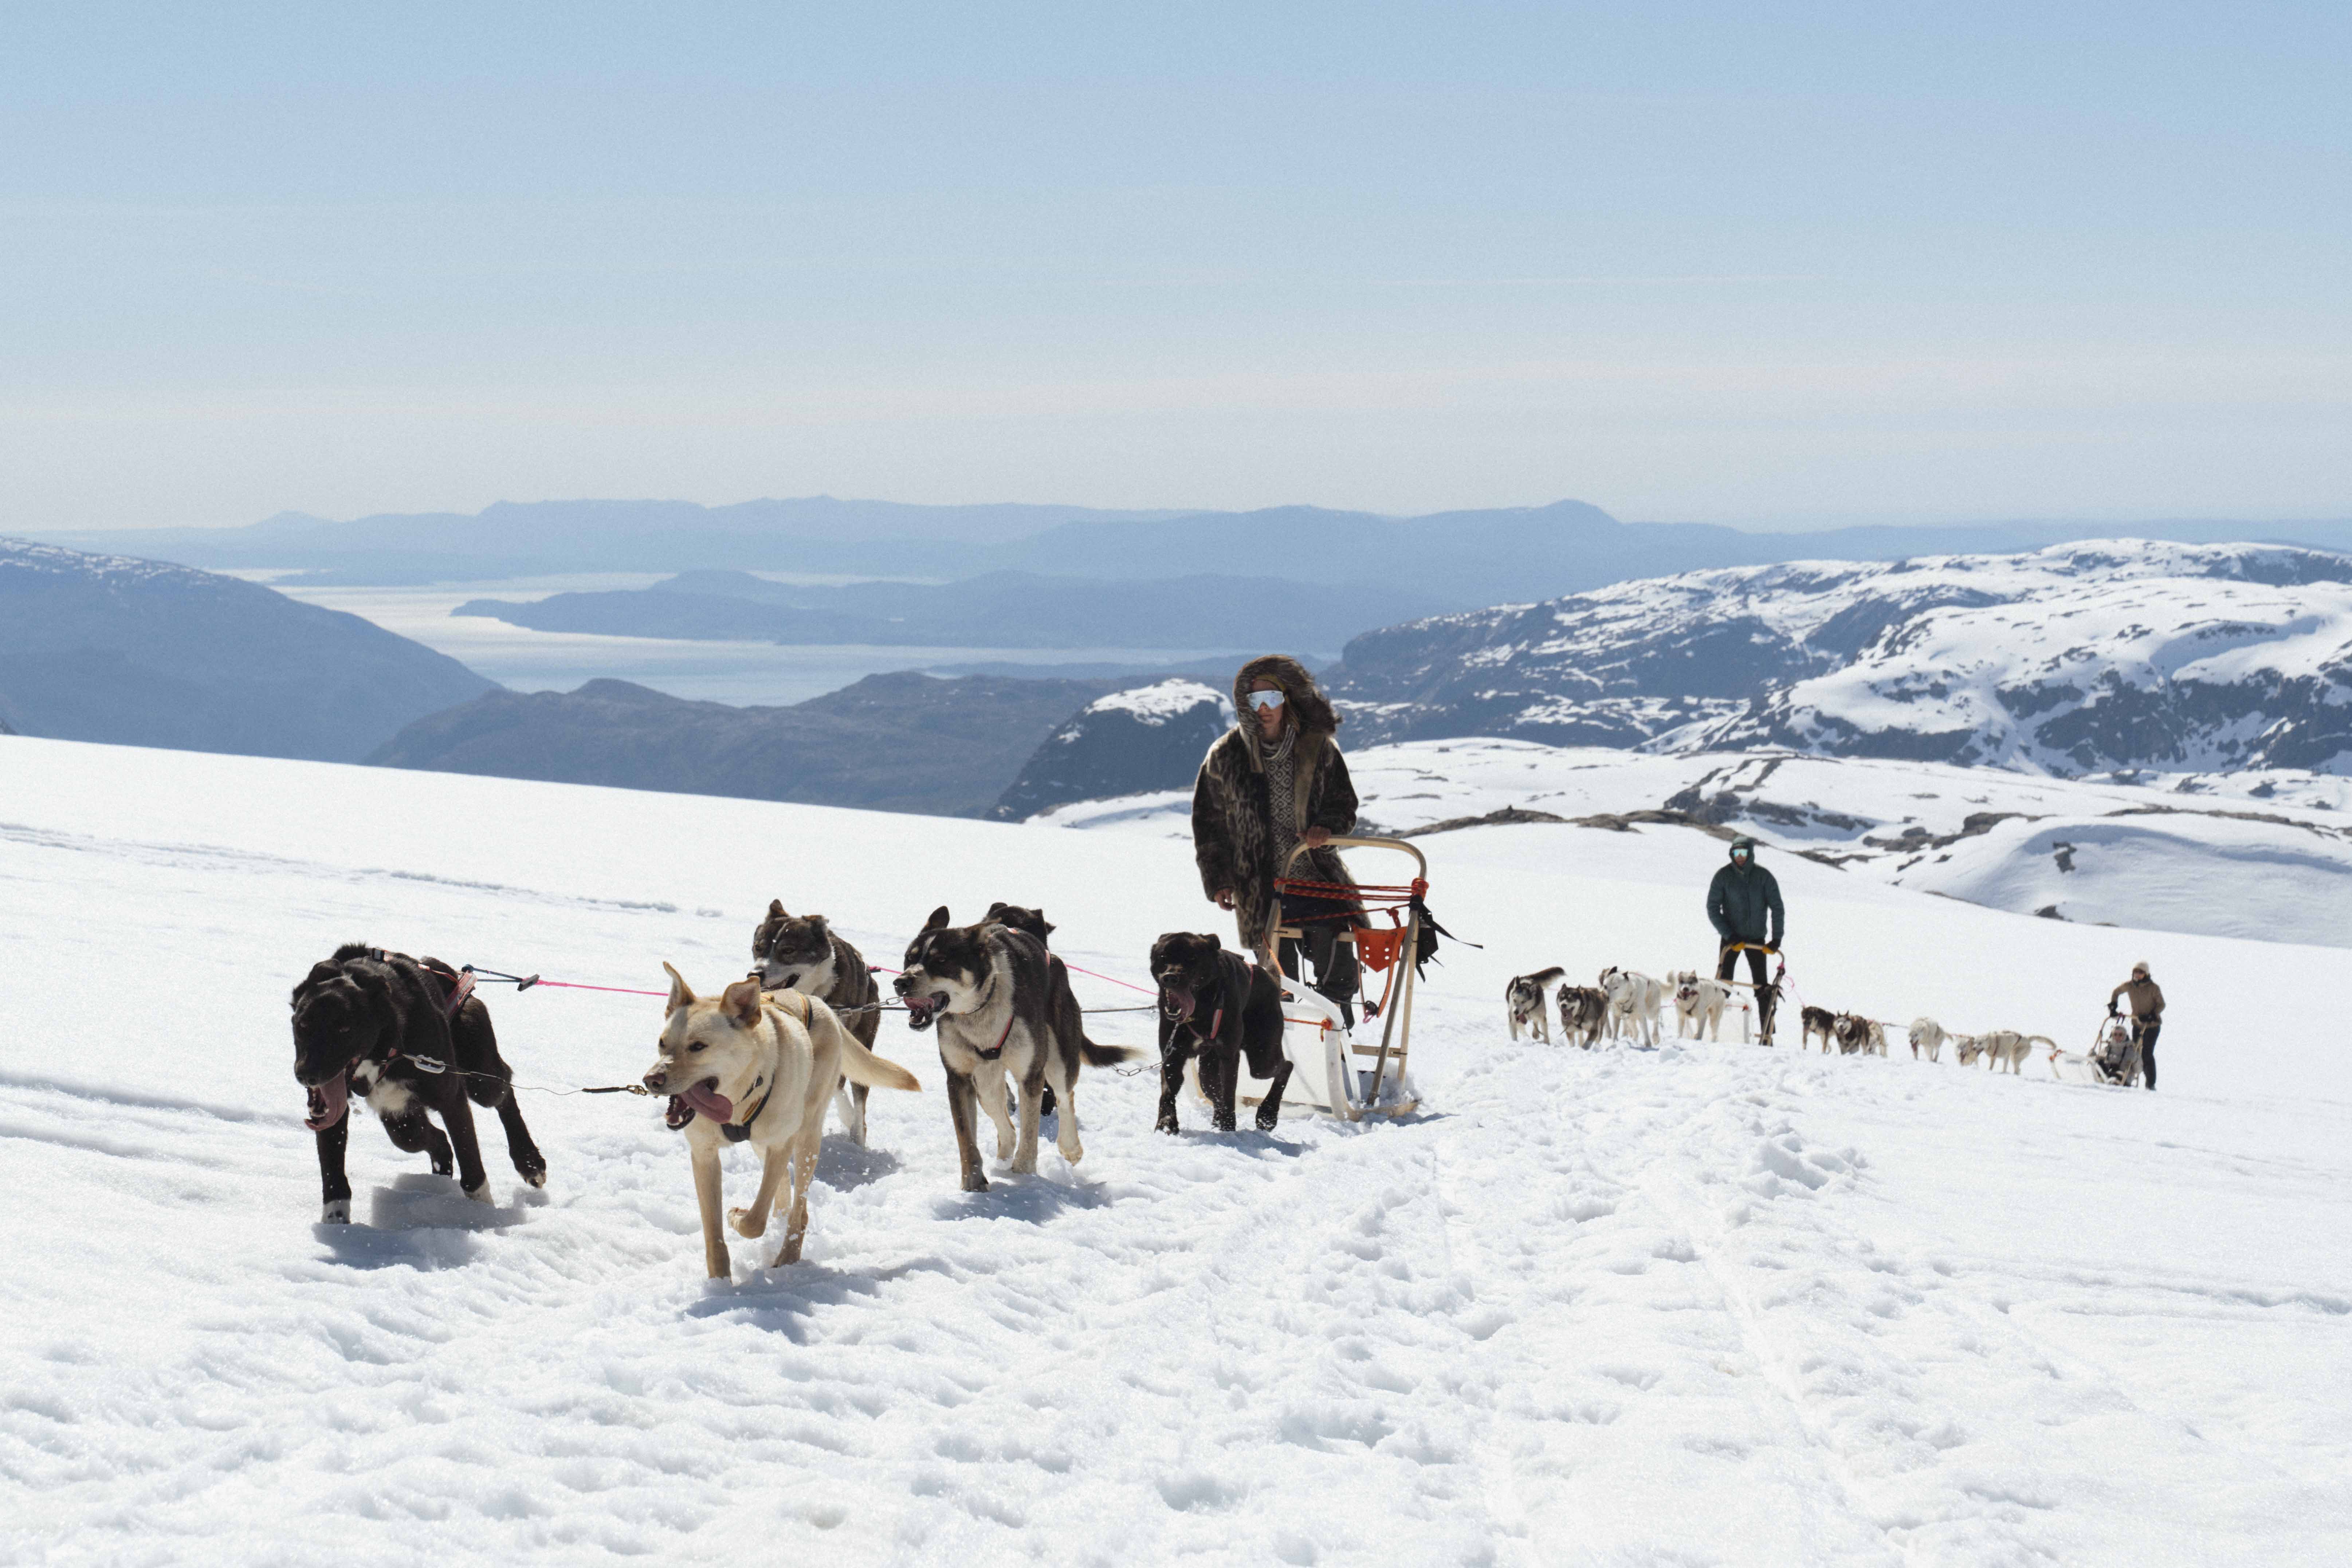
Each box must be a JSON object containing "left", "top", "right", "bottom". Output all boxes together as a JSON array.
[
  {"left": 1507, "top": 966, "right": 1565, "bottom": 1042},
  {"left": 642, "top": 965, "right": 920, "bottom": 1277},
  {"left": 1556, "top": 984, "right": 1608, "bottom": 1048},
  {"left": 895, "top": 907, "right": 1137, "bottom": 1192},
  {"left": 753, "top": 901, "right": 884, "bottom": 1145},
  {"left": 1668, "top": 971, "right": 1733, "bottom": 1041},
  {"left": 1908, "top": 1017, "right": 1946, "bottom": 1063}
]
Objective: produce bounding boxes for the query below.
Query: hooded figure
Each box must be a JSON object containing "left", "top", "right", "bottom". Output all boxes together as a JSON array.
[
  {"left": 1191, "top": 655, "right": 1360, "bottom": 1017},
  {"left": 1707, "top": 835, "right": 1785, "bottom": 1040}
]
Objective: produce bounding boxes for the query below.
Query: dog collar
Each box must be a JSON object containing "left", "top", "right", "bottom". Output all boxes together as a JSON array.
[
  {"left": 965, "top": 977, "right": 1016, "bottom": 1061},
  {"left": 719, "top": 1033, "right": 784, "bottom": 1144}
]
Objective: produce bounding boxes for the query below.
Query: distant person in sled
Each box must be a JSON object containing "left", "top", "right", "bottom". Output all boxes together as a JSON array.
[
  {"left": 1707, "top": 834, "right": 1785, "bottom": 1038},
  {"left": 1191, "top": 655, "right": 1362, "bottom": 1026},
  {"left": 2108, "top": 960, "right": 2164, "bottom": 1090}
]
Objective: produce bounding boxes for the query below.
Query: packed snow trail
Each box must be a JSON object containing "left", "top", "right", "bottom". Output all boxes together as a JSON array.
[{"left": 3, "top": 739, "right": 2349, "bottom": 1565}]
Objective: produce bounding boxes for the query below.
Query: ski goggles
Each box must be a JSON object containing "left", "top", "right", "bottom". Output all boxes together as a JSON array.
[{"left": 1244, "top": 689, "right": 1286, "bottom": 711}]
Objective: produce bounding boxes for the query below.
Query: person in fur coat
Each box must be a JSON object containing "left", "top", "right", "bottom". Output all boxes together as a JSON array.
[{"left": 1190, "top": 655, "right": 1362, "bottom": 1024}]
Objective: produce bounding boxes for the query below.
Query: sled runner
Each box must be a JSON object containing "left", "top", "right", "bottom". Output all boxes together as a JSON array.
[{"left": 1239, "top": 836, "right": 1433, "bottom": 1121}]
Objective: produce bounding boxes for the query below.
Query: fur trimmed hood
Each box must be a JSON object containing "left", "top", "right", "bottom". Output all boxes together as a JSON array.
[{"left": 1230, "top": 655, "right": 1339, "bottom": 747}]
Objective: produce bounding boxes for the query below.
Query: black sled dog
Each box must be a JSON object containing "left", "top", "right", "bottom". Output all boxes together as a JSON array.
[
  {"left": 1149, "top": 931, "right": 1289, "bottom": 1133},
  {"left": 290, "top": 944, "right": 546, "bottom": 1222},
  {"left": 894, "top": 907, "right": 1134, "bottom": 1191},
  {"left": 752, "top": 901, "right": 886, "bottom": 1145}
]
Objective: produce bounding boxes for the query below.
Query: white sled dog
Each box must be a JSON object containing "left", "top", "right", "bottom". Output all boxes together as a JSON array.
[
  {"left": 1507, "top": 966, "right": 1566, "bottom": 1043},
  {"left": 1908, "top": 1017, "right": 1947, "bottom": 1063},
  {"left": 642, "top": 965, "right": 921, "bottom": 1278},
  {"left": 1598, "top": 967, "right": 1665, "bottom": 1047},
  {"left": 1668, "top": 971, "right": 1732, "bottom": 1041},
  {"left": 1952, "top": 1033, "right": 1985, "bottom": 1067},
  {"left": 1975, "top": 1029, "right": 2049, "bottom": 1075}
]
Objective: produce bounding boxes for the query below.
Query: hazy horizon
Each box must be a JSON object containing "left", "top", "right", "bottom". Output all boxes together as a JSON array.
[
  {"left": 6, "top": 4, "right": 2345, "bottom": 531},
  {"left": 46, "top": 493, "right": 2352, "bottom": 539}
]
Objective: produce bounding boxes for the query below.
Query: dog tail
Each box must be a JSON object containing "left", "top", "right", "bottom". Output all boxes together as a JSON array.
[
  {"left": 1530, "top": 965, "right": 1564, "bottom": 986},
  {"left": 1081, "top": 1038, "right": 1139, "bottom": 1068},
  {"left": 839, "top": 1029, "right": 923, "bottom": 1092}
]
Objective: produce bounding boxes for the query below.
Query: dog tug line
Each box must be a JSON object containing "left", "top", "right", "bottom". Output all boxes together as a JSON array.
[
  {"left": 435, "top": 950, "right": 1397, "bottom": 1107},
  {"left": 433, "top": 962, "right": 1158, "bottom": 1097}
]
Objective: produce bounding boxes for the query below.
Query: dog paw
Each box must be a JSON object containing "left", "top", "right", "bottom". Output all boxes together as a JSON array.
[
  {"left": 1058, "top": 1138, "right": 1084, "bottom": 1165},
  {"left": 431, "top": 1158, "right": 454, "bottom": 1177},
  {"left": 320, "top": 1199, "right": 351, "bottom": 1225},
  {"left": 728, "top": 1206, "right": 767, "bottom": 1238},
  {"left": 1155, "top": 1115, "right": 1180, "bottom": 1134},
  {"left": 515, "top": 1157, "right": 547, "bottom": 1187},
  {"left": 961, "top": 1171, "right": 990, "bottom": 1193},
  {"left": 1212, "top": 1114, "right": 1237, "bottom": 1133},
  {"left": 1254, "top": 1113, "right": 1279, "bottom": 1132},
  {"left": 463, "top": 1182, "right": 493, "bottom": 1205}
]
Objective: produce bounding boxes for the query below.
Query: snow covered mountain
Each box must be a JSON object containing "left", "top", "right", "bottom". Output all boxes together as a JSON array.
[
  {"left": 3, "top": 733, "right": 2347, "bottom": 1563},
  {"left": 989, "top": 678, "right": 1231, "bottom": 821},
  {"left": 0, "top": 536, "right": 495, "bottom": 761},
  {"left": 1331, "top": 541, "right": 2352, "bottom": 775}
]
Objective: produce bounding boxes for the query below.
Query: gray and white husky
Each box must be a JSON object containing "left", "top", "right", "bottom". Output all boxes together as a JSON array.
[
  {"left": 752, "top": 901, "right": 884, "bottom": 1145},
  {"left": 894, "top": 906, "right": 1136, "bottom": 1192},
  {"left": 1507, "top": 966, "right": 1565, "bottom": 1042}
]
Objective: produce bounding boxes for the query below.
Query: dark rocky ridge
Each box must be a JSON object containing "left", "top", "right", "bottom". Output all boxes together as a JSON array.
[
  {"left": 368, "top": 672, "right": 1135, "bottom": 818},
  {"left": 0, "top": 538, "right": 495, "bottom": 761}
]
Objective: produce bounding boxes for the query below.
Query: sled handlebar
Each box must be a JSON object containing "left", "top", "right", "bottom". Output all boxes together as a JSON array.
[{"left": 1282, "top": 836, "right": 1429, "bottom": 879}]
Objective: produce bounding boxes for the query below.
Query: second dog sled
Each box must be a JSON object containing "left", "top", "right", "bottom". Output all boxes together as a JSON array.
[{"left": 1236, "top": 836, "right": 1433, "bottom": 1121}]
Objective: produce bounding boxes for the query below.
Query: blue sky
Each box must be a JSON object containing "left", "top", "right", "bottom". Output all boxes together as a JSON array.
[{"left": 3, "top": 2, "right": 2346, "bottom": 528}]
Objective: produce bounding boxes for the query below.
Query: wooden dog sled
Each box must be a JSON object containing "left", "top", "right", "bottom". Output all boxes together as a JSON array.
[{"left": 1237, "top": 836, "right": 1429, "bottom": 1121}]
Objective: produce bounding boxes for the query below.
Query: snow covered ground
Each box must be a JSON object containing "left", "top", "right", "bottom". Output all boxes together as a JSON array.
[
  {"left": 4, "top": 735, "right": 2349, "bottom": 1565},
  {"left": 1038, "top": 739, "right": 2352, "bottom": 946}
]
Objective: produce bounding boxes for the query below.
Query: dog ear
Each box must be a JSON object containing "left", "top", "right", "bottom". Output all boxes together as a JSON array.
[
  {"left": 720, "top": 977, "right": 763, "bottom": 1028},
  {"left": 767, "top": 899, "right": 787, "bottom": 919},
  {"left": 1203, "top": 931, "right": 1220, "bottom": 949},
  {"left": 924, "top": 905, "right": 951, "bottom": 931},
  {"left": 984, "top": 901, "right": 1008, "bottom": 920},
  {"left": 662, "top": 962, "right": 695, "bottom": 1011}
]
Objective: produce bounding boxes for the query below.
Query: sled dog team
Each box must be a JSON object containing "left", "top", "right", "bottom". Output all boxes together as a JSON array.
[
  {"left": 290, "top": 902, "right": 1307, "bottom": 1277},
  {"left": 1506, "top": 963, "right": 2058, "bottom": 1075}
]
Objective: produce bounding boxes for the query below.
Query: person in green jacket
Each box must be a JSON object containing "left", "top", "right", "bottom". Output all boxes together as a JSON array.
[{"left": 1707, "top": 836, "right": 1785, "bottom": 1041}]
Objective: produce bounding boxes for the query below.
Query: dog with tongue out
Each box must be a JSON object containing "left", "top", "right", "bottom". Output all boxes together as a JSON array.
[{"left": 642, "top": 962, "right": 921, "bottom": 1278}]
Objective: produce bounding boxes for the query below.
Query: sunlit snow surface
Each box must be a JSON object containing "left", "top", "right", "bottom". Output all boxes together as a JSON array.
[{"left": 3, "top": 736, "right": 2348, "bottom": 1564}]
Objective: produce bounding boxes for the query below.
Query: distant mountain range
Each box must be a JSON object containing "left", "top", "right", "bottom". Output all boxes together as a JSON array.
[
  {"left": 1326, "top": 541, "right": 2352, "bottom": 775},
  {"left": 0, "top": 538, "right": 495, "bottom": 762},
  {"left": 368, "top": 672, "right": 1146, "bottom": 817},
  {"left": 453, "top": 569, "right": 1438, "bottom": 654},
  {"left": 35, "top": 496, "right": 2352, "bottom": 615}
]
